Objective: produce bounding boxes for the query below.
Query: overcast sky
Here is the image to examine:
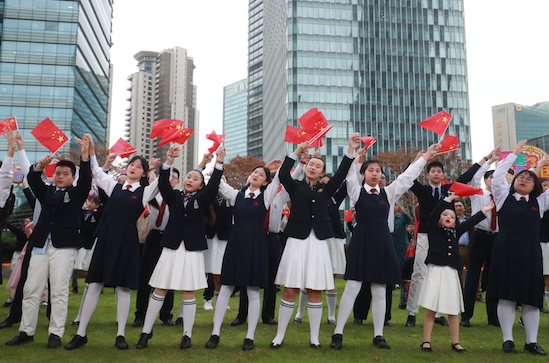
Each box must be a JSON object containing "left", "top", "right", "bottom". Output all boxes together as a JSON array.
[{"left": 109, "top": 0, "right": 549, "bottom": 161}]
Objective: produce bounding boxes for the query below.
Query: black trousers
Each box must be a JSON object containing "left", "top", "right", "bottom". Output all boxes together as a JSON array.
[
  {"left": 353, "top": 282, "right": 393, "bottom": 322},
  {"left": 462, "top": 229, "right": 498, "bottom": 323},
  {"left": 236, "top": 233, "right": 282, "bottom": 321},
  {"left": 203, "top": 273, "right": 215, "bottom": 301},
  {"left": 134, "top": 230, "right": 174, "bottom": 321}
]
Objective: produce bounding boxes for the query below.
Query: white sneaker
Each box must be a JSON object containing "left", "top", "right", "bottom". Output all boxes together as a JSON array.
[{"left": 204, "top": 300, "right": 214, "bottom": 311}]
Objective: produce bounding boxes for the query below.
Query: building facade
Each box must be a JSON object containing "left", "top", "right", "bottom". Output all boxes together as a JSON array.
[
  {"left": 0, "top": 0, "right": 113, "bottom": 163},
  {"left": 126, "top": 47, "right": 198, "bottom": 175},
  {"left": 493, "top": 101, "right": 549, "bottom": 151},
  {"left": 250, "top": 0, "right": 472, "bottom": 172},
  {"left": 223, "top": 79, "right": 248, "bottom": 161}
]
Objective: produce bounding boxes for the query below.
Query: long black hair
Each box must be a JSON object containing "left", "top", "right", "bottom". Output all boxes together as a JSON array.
[
  {"left": 510, "top": 169, "right": 542, "bottom": 198},
  {"left": 128, "top": 155, "right": 150, "bottom": 187},
  {"left": 244, "top": 165, "right": 272, "bottom": 192}
]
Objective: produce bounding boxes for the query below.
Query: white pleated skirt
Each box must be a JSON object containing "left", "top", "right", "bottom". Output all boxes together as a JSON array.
[
  {"left": 73, "top": 243, "right": 95, "bottom": 272},
  {"left": 203, "top": 235, "right": 228, "bottom": 275},
  {"left": 419, "top": 264, "right": 464, "bottom": 315},
  {"left": 326, "top": 237, "right": 346, "bottom": 275},
  {"left": 541, "top": 242, "right": 549, "bottom": 275},
  {"left": 275, "top": 230, "right": 334, "bottom": 291},
  {"left": 149, "top": 243, "right": 207, "bottom": 291}
]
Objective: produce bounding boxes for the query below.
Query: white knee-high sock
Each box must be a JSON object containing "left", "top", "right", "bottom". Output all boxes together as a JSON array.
[
  {"left": 211, "top": 285, "right": 234, "bottom": 336},
  {"left": 182, "top": 299, "right": 196, "bottom": 338},
  {"left": 213, "top": 291, "right": 219, "bottom": 309},
  {"left": 74, "top": 284, "right": 89, "bottom": 322},
  {"left": 308, "top": 301, "right": 322, "bottom": 345},
  {"left": 178, "top": 298, "right": 184, "bottom": 318},
  {"left": 116, "top": 287, "right": 131, "bottom": 337},
  {"left": 326, "top": 291, "right": 337, "bottom": 321},
  {"left": 142, "top": 293, "right": 165, "bottom": 334},
  {"left": 497, "top": 299, "right": 516, "bottom": 342},
  {"left": 295, "top": 289, "right": 308, "bottom": 319},
  {"left": 272, "top": 299, "right": 295, "bottom": 345},
  {"left": 371, "top": 283, "right": 386, "bottom": 337},
  {"left": 334, "top": 280, "right": 362, "bottom": 335},
  {"left": 246, "top": 287, "right": 260, "bottom": 340},
  {"left": 522, "top": 304, "right": 540, "bottom": 344},
  {"left": 76, "top": 282, "right": 104, "bottom": 337}
]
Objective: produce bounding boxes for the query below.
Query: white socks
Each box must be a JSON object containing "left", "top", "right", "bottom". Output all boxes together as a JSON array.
[
  {"left": 334, "top": 280, "right": 362, "bottom": 335},
  {"left": 142, "top": 293, "right": 165, "bottom": 334},
  {"left": 497, "top": 299, "right": 516, "bottom": 342},
  {"left": 272, "top": 299, "right": 295, "bottom": 345},
  {"left": 308, "top": 301, "right": 322, "bottom": 345},
  {"left": 326, "top": 291, "right": 337, "bottom": 321},
  {"left": 182, "top": 299, "right": 196, "bottom": 337},
  {"left": 246, "top": 287, "right": 260, "bottom": 340},
  {"left": 211, "top": 285, "right": 233, "bottom": 336},
  {"left": 76, "top": 282, "right": 104, "bottom": 337},
  {"left": 522, "top": 304, "right": 540, "bottom": 344},
  {"left": 371, "top": 283, "right": 386, "bottom": 337},
  {"left": 115, "top": 287, "right": 131, "bottom": 337},
  {"left": 295, "top": 289, "right": 308, "bottom": 319}
]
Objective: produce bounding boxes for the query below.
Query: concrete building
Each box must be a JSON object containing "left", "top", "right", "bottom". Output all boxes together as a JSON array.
[
  {"left": 223, "top": 79, "right": 248, "bottom": 161},
  {"left": 493, "top": 101, "right": 549, "bottom": 151},
  {"left": 0, "top": 0, "right": 113, "bottom": 162},
  {"left": 248, "top": 0, "right": 472, "bottom": 171},
  {"left": 126, "top": 47, "right": 198, "bottom": 174}
]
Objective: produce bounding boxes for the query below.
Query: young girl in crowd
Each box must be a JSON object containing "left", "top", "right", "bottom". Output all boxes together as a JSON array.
[
  {"left": 205, "top": 158, "right": 281, "bottom": 351},
  {"left": 271, "top": 133, "right": 359, "bottom": 349},
  {"left": 489, "top": 140, "right": 549, "bottom": 355},
  {"left": 419, "top": 192, "right": 492, "bottom": 353},
  {"left": 330, "top": 142, "right": 440, "bottom": 350},
  {"left": 65, "top": 135, "right": 160, "bottom": 350},
  {"left": 136, "top": 146, "right": 225, "bottom": 350}
]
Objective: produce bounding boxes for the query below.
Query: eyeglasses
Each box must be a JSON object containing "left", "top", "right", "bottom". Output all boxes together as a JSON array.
[
  {"left": 170, "top": 175, "right": 179, "bottom": 180},
  {"left": 516, "top": 176, "right": 534, "bottom": 183}
]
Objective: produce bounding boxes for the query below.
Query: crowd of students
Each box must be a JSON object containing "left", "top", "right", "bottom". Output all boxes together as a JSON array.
[{"left": 0, "top": 131, "right": 548, "bottom": 356}]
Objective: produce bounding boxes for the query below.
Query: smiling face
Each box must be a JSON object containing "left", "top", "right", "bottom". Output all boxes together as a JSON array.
[
  {"left": 439, "top": 208, "right": 457, "bottom": 229},
  {"left": 305, "top": 157, "right": 325, "bottom": 182},
  {"left": 183, "top": 170, "right": 204, "bottom": 193},
  {"left": 362, "top": 162, "right": 382, "bottom": 188}
]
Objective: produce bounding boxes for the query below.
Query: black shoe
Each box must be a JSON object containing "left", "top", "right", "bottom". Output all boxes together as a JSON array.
[
  {"left": 460, "top": 319, "right": 470, "bottom": 327},
  {"left": 502, "top": 340, "right": 516, "bottom": 353},
  {"left": 405, "top": 315, "right": 416, "bottom": 327},
  {"left": 230, "top": 318, "right": 246, "bottom": 326},
  {"left": 434, "top": 316, "right": 449, "bottom": 326},
  {"left": 452, "top": 342, "right": 467, "bottom": 353},
  {"left": 310, "top": 343, "right": 321, "bottom": 349},
  {"left": 132, "top": 317, "right": 144, "bottom": 328},
  {"left": 180, "top": 335, "right": 191, "bottom": 349},
  {"left": 384, "top": 320, "right": 392, "bottom": 326},
  {"left": 373, "top": 335, "right": 390, "bottom": 349},
  {"left": 205, "top": 335, "right": 219, "bottom": 349},
  {"left": 353, "top": 318, "right": 363, "bottom": 326},
  {"left": 330, "top": 334, "right": 343, "bottom": 350},
  {"left": 420, "top": 342, "right": 432, "bottom": 352},
  {"left": 47, "top": 334, "right": 61, "bottom": 349},
  {"left": 71, "top": 321, "right": 80, "bottom": 326},
  {"left": 242, "top": 338, "right": 254, "bottom": 351},
  {"left": 398, "top": 303, "right": 406, "bottom": 310},
  {"left": 175, "top": 317, "right": 183, "bottom": 326},
  {"left": 525, "top": 342, "right": 547, "bottom": 355},
  {"left": 293, "top": 317, "right": 302, "bottom": 324},
  {"left": 135, "top": 332, "right": 153, "bottom": 349},
  {"left": 0, "top": 318, "right": 17, "bottom": 329},
  {"left": 2, "top": 301, "right": 12, "bottom": 308},
  {"left": 327, "top": 318, "right": 336, "bottom": 325},
  {"left": 162, "top": 319, "right": 175, "bottom": 326},
  {"left": 263, "top": 318, "right": 277, "bottom": 325},
  {"left": 6, "top": 332, "right": 34, "bottom": 346},
  {"left": 64, "top": 334, "right": 87, "bottom": 350},
  {"left": 115, "top": 335, "right": 129, "bottom": 350},
  {"left": 270, "top": 342, "right": 282, "bottom": 349}
]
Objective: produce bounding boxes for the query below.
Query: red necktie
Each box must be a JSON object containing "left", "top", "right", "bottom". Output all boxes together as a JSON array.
[
  {"left": 155, "top": 201, "right": 167, "bottom": 227},
  {"left": 126, "top": 184, "right": 132, "bottom": 191},
  {"left": 263, "top": 207, "right": 270, "bottom": 233},
  {"left": 249, "top": 192, "right": 255, "bottom": 199},
  {"left": 490, "top": 194, "right": 497, "bottom": 231},
  {"left": 520, "top": 196, "right": 526, "bottom": 201},
  {"left": 370, "top": 188, "right": 377, "bottom": 194}
]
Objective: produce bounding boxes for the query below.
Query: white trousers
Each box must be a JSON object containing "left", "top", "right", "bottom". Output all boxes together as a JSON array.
[
  {"left": 20, "top": 242, "right": 77, "bottom": 337},
  {"left": 407, "top": 233, "right": 428, "bottom": 315}
]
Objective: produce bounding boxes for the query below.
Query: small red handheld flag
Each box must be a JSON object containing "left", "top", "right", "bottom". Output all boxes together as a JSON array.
[
  {"left": 360, "top": 136, "right": 377, "bottom": 151},
  {"left": 284, "top": 125, "right": 322, "bottom": 148},
  {"left": 438, "top": 134, "right": 460, "bottom": 154},
  {"left": 31, "top": 117, "right": 69, "bottom": 153},
  {"left": 110, "top": 138, "right": 138, "bottom": 158},
  {"left": 299, "top": 108, "right": 329, "bottom": 134},
  {"left": 449, "top": 182, "right": 483, "bottom": 198},
  {"left": 158, "top": 128, "right": 194, "bottom": 147},
  {"left": 150, "top": 119, "right": 184, "bottom": 139},
  {"left": 0, "top": 117, "right": 18, "bottom": 135},
  {"left": 206, "top": 131, "right": 225, "bottom": 153},
  {"left": 418, "top": 111, "right": 452, "bottom": 136}
]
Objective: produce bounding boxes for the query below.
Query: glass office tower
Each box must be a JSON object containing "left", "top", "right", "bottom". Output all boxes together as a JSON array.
[
  {"left": 255, "top": 0, "right": 471, "bottom": 170},
  {"left": 223, "top": 78, "right": 248, "bottom": 161},
  {"left": 0, "top": 0, "right": 113, "bottom": 162}
]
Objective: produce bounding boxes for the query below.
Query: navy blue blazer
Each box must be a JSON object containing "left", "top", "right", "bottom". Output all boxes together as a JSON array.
[
  {"left": 159, "top": 166, "right": 222, "bottom": 251},
  {"left": 28, "top": 159, "right": 92, "bottom": 249},
  {"left": 281, "top": 155, "right": 353, "bottom": 240}
]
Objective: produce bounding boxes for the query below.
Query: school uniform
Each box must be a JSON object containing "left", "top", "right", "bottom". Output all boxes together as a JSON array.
[
  {"left": 327, "top": 183, "right": 347, "bottom": 275},
  {"left": 73, "top": 207, "right": 103, "bottom": 271},
  {"left": 204, "top": 197, "right": 233, "bottom": 275},
  {"left": 419, "top": 199, "right": 485, "bottom": 315}
]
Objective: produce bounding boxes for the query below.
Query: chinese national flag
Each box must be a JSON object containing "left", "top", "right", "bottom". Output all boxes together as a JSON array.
[
  {"left": 438, "top": 134, "right": 460, "bottom": 154},
  {"left": 31, "top": 117, "right": 69, "bottom": 153},
  {"left": 449, "top": 182, "right": 484, "bottom": 198},
  {"left": 418, "top": 111, "right": 452, "bottom": 135},
  {"left": 44, "top": 159, "right": 59, "bottom": 178},
  {"left": 150, "top": 119, "right": 184, "bottom": 139},
  {"left": 344, "top": 209, "right": 354, "bottom": 222},
  {"left": 284, "top": 125, "right": 322, "bottom": 148},
  {"left": 0, "top": 117, "right": 18, "bottom": 135},
  {"left": 158, "top": 128, "right": 194, "bottom": 147},
  {"left": 299, "top": 108, "right": 328, "bottom": 134},
  {"left": 206, "top": 131, "right": 226, "bottom": 153},
  {"left": 360, "top": 136, "right": 377, "bottom": 151},
  {"left": 110, "top": 138, "right": 138, "bottom": 158}
]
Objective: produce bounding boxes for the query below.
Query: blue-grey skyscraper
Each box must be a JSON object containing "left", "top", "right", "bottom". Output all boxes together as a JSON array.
[
  {"left": 223, "top": 79, "right": 248, "bottom": 161},
  {"left": 0, "top": 0, "right": 113, "bottom": 162},
  {"left": 251, "top": 0, "right": 471, "bottom": 170}
]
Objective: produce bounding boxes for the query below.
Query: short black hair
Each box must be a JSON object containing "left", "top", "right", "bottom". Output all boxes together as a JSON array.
[
  {"left": 172, "top": 167, "right": 180, "bottom": 180},
  {"left": 359, "top": 160, "right": 382, "bottom": 175},
  {"left": 484, "top": 170, "right": 495, "bottom": 179},
  {"left": 55, "top": 160, "right": 76, "bottom": 176},
  {"left": 427, "top": 161, "right": 444, "bottom": 173}
]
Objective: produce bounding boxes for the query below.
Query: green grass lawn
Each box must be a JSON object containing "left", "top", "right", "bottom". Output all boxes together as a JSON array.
[{"left": 0, "top": 278, "right": 546, "bottom": 362}]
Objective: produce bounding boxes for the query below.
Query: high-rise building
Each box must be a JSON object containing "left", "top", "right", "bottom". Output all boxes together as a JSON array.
[
  {"left": 250, "top": 0, "right": 472, "bottom": 171},
  {"left": 493, "top": 101, "right": 549, "bottom": 151},
  {"left": 0, "top": 0, "right": 113, "bottom": 162},
  {"left": 223, "top": 79, "right": 248, "bottom": 161},
  {"left": 126, "top": 47, "right": 198, "bottom": 174}
]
